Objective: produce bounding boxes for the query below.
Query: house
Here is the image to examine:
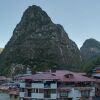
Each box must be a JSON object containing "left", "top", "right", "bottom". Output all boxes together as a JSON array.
[
  {"left": 9, "top": 88, "right": 19, "bottom": 100},
  {"left": 92, "top": 67, "right": 100, "bottom": 99},
  {"left": 0, "top": 76, "right": 7, "bottom": 84},
  {"left": 19, "top": 70, "right": 95, "bottom": 100}
]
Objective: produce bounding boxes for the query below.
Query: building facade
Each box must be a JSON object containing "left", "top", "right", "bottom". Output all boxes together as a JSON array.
[
  {"left": 92, "top": 67, "right": 100, "bottom": 99},
  {"left": 19, "top": 70, "right": 95, "bottom": 100}
]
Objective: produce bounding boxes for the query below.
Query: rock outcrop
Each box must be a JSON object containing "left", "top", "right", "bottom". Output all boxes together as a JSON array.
[
  {"left": 0, "top": 5, "right": 81, "bottom": 74},
  {"left": 0, "top": 48, "right": 3, "bottom": 54},
  {"left": 80, "top": 38, "right": 100, "bottom": 62}
]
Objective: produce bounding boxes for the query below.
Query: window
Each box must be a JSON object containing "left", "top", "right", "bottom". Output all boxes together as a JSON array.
[
  {"left": 51, "top": 89, "right": 56, "bottom": 93},
  {"left": 60, "top": 91, "right": 69, "bottom": 97},
  {"left": 44, "top": 89, "right": 51, "bottom": 98},
  {"left": 36, "top": 89, "right": 38, "bottom": 93},
  {"left": 64, "top": 74, "right": 74, "bottom": 78},
  {"left": 81, "top": 90, "right": 90, "bottom": 98},
  {"left": 27, "top": 89, "right": 32, "bottom": 97},
  {"left": 20, "top": 88, "right": 25, "bottom": 92},
  {"left": 39, "top": 89, "right": 44, "bottom": 93},
  {"left": 32, "top": 88, "right": 44, "bottom": 93},
  {"left": 26, "top": 82, "right": 32, "bottom": 87},
  {"left": 32, "top": 88, "right": 35, "bottom": 93},
  {"left": 44, "top": 82, "right": 50, "bottom": 88}
]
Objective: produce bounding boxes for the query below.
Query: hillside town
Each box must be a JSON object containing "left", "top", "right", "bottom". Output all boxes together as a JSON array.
[
  {"left": 0, "top": 1, "right": 100, "bottom": 100},
  {"left": 0, "top": 67, "right": 99, "bottom": 100}
]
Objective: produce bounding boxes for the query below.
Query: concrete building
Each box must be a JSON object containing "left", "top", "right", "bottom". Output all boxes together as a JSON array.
[
  {"left": 92, "top": 67, "right": 100, "bottom": 78},
  {"left": 0, "top": 76, "right": 7, "bottom": 84},
  {"left": 19, "top": 70, "right": 95, "bottom": 100},
  {"left": 9, "top": 88, "right": 19, "bottom": 100},
  {"left": 92, "top": 67, "right": 100, "bottom": 99}
]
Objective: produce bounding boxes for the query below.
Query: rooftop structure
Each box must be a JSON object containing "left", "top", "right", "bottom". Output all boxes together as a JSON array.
[{"left": 19, "top": 70, "right": 95, "bottom": 100}]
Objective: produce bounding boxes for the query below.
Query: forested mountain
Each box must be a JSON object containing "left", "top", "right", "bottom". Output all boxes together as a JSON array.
[
  {"left": 0, "top": 5, "right": 81, "bottom": 75},
  {"left": 80, "top": 38, "right": 100, "bottom": 62}
]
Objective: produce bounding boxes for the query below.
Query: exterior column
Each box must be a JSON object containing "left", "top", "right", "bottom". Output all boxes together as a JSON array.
[{"left": 72, "top": 88, "right": 76, "bottom": 100}]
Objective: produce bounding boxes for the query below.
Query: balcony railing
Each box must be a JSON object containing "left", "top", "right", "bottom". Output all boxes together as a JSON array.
[
  {"left": 44, "top": 94, "right": 51, "bottom": 98},
  {"left": 44, "top": 84, "right": 50, "bottom": 88},
  {"left": 24, "top": 93, "right": 32, "bottom": 98},
  {"left": 25, "top": 83, "right": 32, "bottom": 87},
  {"left": 60, "top": 92, "right": 68, "bottom": 97},
  {"left": 75, "top": 87, "right": 93, "bottom": 91}
]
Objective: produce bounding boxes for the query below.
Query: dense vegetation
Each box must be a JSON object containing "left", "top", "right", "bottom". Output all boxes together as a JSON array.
[{"left": 80, "top": 57, "right": 100, "bottom": 76}]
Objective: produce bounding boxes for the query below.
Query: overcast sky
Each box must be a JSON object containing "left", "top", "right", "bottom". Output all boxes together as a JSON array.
[{"left": 0, "top": 0, "right": 100, "bottom": 48}]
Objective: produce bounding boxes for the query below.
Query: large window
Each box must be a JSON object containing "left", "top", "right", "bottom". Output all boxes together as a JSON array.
[
  {"left": 39, "top": 89, "right": 44, "bottom": 93},
  {"left": 27, "top": 89, "right": 32, "bottom": 97},
  {"left": 32, "top": 88, "right": 44, "bottom": 93},
  {"left": 51, "top": 89, "right": 56, "bottom": 93},
  {"left": 81, "top": 90, "right": 90, "bottom": 98},
  {"left": 60, "top": 92, "right": 68, "bottom": 97},
  {"left": 26, "top": 82, "right": 32, "bottom": 87},
  {"left": 44, "top": 82, "right": 50, "bottom": 88},
  {"left": 20, "top": 88, "right": 25, "bottom": 92},
  {"left": 44, "top": 89, "right": 51, "bottom": 98}
]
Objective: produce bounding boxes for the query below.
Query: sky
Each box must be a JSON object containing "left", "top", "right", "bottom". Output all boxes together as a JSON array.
[{"left": 0, "top": 0, "right": 100, "bottom": 48}]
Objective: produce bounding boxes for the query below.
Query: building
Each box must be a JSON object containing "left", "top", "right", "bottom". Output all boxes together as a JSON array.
[
  {"left": 92, "top": 67, "right": 100, "bottom": 99},
  {"left": 19, "top": 70, "right": 95, "bottom": 100},
  {"left": 92, "top": 67, "right": 100, "bottom": 78},
  {"left": 0, "top": 76, "right": 7, "bottom": 84},
  {"left": 9, "top": 88, "right": 19, "bottom": 100}
]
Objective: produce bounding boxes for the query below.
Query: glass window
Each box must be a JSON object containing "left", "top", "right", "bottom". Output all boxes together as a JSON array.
[{"left": 81, "top": 90, "right": 90, "bottom": 97}]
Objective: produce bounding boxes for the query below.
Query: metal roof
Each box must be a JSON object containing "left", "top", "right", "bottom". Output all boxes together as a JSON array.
[{"left": 20, "top": 70, "right": 94, "bottom": 82}]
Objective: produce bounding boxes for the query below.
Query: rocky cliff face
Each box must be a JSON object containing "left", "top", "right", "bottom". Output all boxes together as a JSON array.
[
  {"left": 80, "top": 38, "right": 100, "bottom": 62},
  {"left": 0, "top": 5, "right": 81, "bottom": 74}
]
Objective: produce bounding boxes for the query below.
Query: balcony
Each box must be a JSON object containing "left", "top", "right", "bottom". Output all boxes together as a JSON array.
[
  {"left": 25, "top": 83, "right": 32, "bottom": 88},
  {"left": 44, "top": 89, "right": 51, "bottom": 98},
  {"left": 81, "top": 91, "right": 90, "bottom": 98},
  {"left": 20, "top": 83, "right": 25, "bottom": 88},
  {"left": 24, "top": 89, "right": 32, "bottom": 98},
  {"left": 76, "top": 87, "right": 92, "bottom": 91},
  {"left": 19, "top": 92, "right": 25, "bottom": 98},
  {"left": 44, "top": 83, "right": 50, "bottom": 88},
  {"left": 44, "top": 94, "right": 51, "bottom": 98},
  {"left": 51, "top": 83, "right": 57, "bottom": 89},
  {"left": 58, "top": 87, "right": 72, "bottom": 91},
  {"left": 24, "top": 93, "right": 32, "bottom": 98}
]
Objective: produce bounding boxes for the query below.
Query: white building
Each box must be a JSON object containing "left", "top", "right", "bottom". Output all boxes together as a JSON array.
[
  {"left": 19, "top": 70, "right": 95, "bottom": 100},
  {"left": 92, "top": 67, "right": 100, "bottom": 99}
]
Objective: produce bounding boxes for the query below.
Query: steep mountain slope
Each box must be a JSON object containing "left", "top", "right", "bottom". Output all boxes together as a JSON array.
[
  {"left": 0, "top": 5, "right": 81, "bottom": 75},
  {"left": 80, "top": 38, "right": 100, "bottom": 62}
]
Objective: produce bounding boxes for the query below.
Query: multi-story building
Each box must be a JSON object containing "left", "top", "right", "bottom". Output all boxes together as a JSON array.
[
  {"left": 19, "top": 70, "right": 95, "bottom": 100},
  {"left": 92, "top": 67, "right": 100, "bottom": 78},
  {"left": 92, "top": 67, "right": 100, "bottom": 99},
  {"left": 9, "top": 88, "right": 19, "bottom": 100}
]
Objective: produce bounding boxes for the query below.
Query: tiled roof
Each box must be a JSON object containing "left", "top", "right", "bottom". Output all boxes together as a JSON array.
[
  {"left": 94, "top": 79, "right": 100, "bottom": 83},
  {"left": 21, "top": 70, "right": 94, "bottom": 82},
  {"left": 0, "top": 76, "right": 7, "bottom": 80},
  {"left": 21, "top": 73, "right": 59, "bottom": 81},
  {"left": 55, "top": 70, "right": 94, "bottom": 82},
  {"left": 9, "top": 90, "right": 19, "bottom": 95}
]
